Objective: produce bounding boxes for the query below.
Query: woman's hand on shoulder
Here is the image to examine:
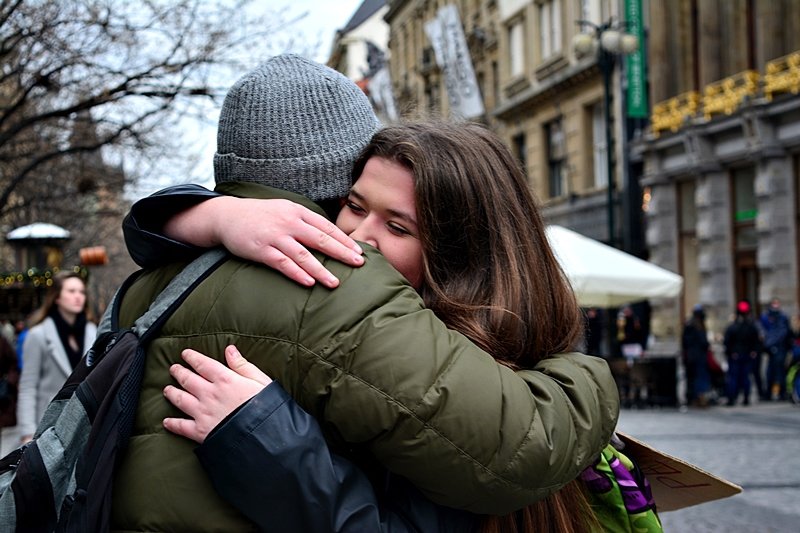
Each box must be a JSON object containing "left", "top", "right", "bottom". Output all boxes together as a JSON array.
[
  {"left": 169, "top": 196, "right": 365, "bottom": 288},
  {"left": 163, "top": 345, "right": 272, "bottom": 444}
]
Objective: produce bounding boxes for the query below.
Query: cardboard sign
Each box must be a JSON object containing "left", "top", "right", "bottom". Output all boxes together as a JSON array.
[{"left": 616, "top": 431, "right": 742, "bottom": 512}]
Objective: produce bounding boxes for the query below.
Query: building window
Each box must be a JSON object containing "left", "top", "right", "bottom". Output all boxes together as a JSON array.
[
  {"left": 731, "top": 166, "right": 759, "bottom": 307},
  {"left": 546, "top": 119, "right": 566, "bottom": 198},
  {"left": 580, "top": 0, "right": 603, "bottom": 26},
  {"left": 492, "top": 61, "right": 499, "bottom": 107},
  {"left": 539, "top": 0, "right": 562, "bottom": 60},
  {"left": 508, "top": 19, "right": 525, "bottom": 77},
  {"left": 425, "top": 78, "right": 440, "bottom": 113},
  {"left": 678, "top": 181, "right": 699, "bottom": 319},
  {"left": 477, "top": 70, "right": 485, "bottom": 108},
  {"left": 512, "top": 132, "right": 526, "bottom": 174},
  {"left": 591, "top": 102, "right": 608, "bottom": 188}
]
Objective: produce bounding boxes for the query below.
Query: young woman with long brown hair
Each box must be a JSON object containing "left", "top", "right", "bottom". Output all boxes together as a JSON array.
[{"left": 16, "top": 272, "right": 96, "bottom": 442}]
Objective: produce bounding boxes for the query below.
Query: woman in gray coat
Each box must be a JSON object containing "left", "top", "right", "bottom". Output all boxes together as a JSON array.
[{"left": 16, "top": 272, "right": 96, "bottom": 442}]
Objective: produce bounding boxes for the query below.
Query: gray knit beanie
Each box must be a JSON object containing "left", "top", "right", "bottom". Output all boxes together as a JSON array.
[{"left": 214, "top": 54, "right": 381, "bottom": 201}]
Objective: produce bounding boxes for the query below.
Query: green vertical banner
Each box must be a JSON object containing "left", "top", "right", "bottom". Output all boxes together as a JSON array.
[{"left": 625, "top": 0, "right": 648, "bottom": 118}]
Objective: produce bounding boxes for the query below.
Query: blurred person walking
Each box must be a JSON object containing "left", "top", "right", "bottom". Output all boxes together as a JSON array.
[
  {"left": 724, "top": 301, "right": 761, "bottom": 406},
  {"left": 0, "top": 335, "right": 19, "bottom": 433},
  {"left": 16, "top": 272, "right": 96, "bottom": 443},
  {"left": 788, "top": 314, "right": 800, "bottom": 403},
  {"left": 0, "top": 320, "right": 14, "bottom": 346},
  {"left": 760, "top": 298, "right": 791, "bottom": 400},
  {"left": 617, "top": 305, "right": 644, "bottom": 358},
  {"left": 682, "top": 304, "right": 710, "bottom": 406},
  {"left": 14, "top": 319, "right": 28, "bottom": 371},
  {"left": 585, "top": 307, "right": 604, "bottom": 356}
]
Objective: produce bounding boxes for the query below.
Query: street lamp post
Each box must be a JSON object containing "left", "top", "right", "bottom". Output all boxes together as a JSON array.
[{"left": 573, "top": 21, "right": 638, "bottom": 248}]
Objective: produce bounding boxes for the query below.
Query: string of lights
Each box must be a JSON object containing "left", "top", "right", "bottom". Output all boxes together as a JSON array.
[{"left": 0, "top": 266, "right": 88, "bottom": 288}]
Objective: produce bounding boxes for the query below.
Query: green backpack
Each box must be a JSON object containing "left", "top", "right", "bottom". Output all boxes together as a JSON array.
[{"left": 581, "top": 444, "right": 664, "bottom": 533}]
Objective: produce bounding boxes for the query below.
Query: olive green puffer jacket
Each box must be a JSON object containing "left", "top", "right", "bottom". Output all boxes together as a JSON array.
[{"left": 111, "top": 182, "right": 619, "bottom": 532}]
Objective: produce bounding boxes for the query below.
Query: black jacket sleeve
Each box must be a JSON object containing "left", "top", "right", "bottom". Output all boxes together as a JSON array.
[
  {"left": 123, "top": 184, "right": 222, "bottom": 267},
  {"left": 195, "top": 383, "right": 476, "bottom": 533}
]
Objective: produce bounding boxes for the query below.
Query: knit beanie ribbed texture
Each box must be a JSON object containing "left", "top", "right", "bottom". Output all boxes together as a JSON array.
[{"left": 214, "top": 54, "right": 381, "bottom": 201}]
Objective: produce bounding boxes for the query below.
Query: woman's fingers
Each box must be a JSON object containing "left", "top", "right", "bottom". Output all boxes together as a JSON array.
[
  {"left": 163, "top": 383, "right": 202, "bottom": 417},
  {"left": 169, "top": 360, "right": 210, "bottom": 396},
  {"left": 224, "top": 345, "right": 272, "bottom": 386},
  {"left": 259, "top": 246, "right": 330, "bottom": 288},
  {"left": 301, "top": 210, "right": 363, "bottom": 258},
  {"left": 163, "top": 416, "right": 203, "bottom": 444},
  {"left": 271, "top": 217, "right": 365, "bottom": 289},
  {"left": 214, "top": 198, "right": 364, "bottom": 289},
  {"left": 179, "top": 348, "right": 229, "bottom": 382},
  {"left": 163, "top": 384, "right": 210, "bottom": 444}
]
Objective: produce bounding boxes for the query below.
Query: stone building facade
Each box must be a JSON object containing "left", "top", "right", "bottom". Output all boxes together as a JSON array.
[
  {"left": 379, "top": 0, "right": 800, "bottom": 349},
  {"left": 632, "top": 0, "right": 800, "bottom": 342},
  {"left": 384, "top": 0, "right": 625, "bottom": 242}
]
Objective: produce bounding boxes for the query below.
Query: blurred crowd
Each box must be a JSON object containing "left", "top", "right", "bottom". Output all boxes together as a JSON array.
[{"left": 682, "top": 298, "right": 800, "bottom": 407}]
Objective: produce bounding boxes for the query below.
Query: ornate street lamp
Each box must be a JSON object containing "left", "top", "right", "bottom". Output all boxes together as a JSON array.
[{"left": 573, "top": 20, "right": 638, "bottom": 248}]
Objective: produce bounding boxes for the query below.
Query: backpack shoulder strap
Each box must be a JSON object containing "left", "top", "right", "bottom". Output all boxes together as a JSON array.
[
  {"left": 88, "top": 269, "right": 145, "bottom": 366},
  {"left": 88, "top": 248, "right": 228, "bottom": 366},
  {"left": 133, "top": 248, "right": 228, "bottom": 342}
]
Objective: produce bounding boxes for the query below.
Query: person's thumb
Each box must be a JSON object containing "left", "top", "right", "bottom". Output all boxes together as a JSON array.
[{"left": 225, "top": 345, "right": 272, "bottom": 386}]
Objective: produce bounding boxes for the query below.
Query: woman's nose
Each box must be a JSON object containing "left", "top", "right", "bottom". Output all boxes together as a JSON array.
[{"left": 349, "top": 223, "right": 378, "bottom": 249}]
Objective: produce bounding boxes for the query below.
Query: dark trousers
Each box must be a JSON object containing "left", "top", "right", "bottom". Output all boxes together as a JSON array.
[
  {"left": 751, "top": 352, "right": 765, "bottom": 398},
  {"left": 766, "top": 346, "right": 787, "bottom": 399},
  {"left": 727, "top": 353, "right": 752, "bottom": 405}
]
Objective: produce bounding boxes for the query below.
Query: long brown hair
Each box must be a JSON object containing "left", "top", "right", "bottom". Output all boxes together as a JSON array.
[
  {"left": 28, "top": 271, "right": 92, "bottom": 327},
  {"left": 353, "top": 122, "right": 594, "bottom": 532},
  {"left": 352, "top": 121, "right": 583, "bottom": 366}
]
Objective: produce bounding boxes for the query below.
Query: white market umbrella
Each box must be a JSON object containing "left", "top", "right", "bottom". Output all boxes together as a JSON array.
[{"left": 545, "top": 225, "right": 683, "bottom": 308}]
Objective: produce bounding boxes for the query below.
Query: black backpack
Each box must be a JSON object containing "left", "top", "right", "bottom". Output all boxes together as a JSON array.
[{"left": 0, "top": 249, "right": 227, "bottom": 532}]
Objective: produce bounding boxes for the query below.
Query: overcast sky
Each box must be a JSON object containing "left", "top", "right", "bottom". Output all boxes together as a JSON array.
[{"left": 292, "top": 0, "right": 364, "bottom": 62}]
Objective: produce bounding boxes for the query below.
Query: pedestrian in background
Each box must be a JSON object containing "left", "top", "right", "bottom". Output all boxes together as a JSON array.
[
  {"left": 682, "top": 304, "right": 710, "bottom": 406},
  {"left": 617, "top": 305, "right": 644, "bottom": 358},
  {"left": 13, "top": 319, "right": 28, "bottom": 371},
  {"left": 585, "top": 307, "right": 604, "bottom": 356},
  {"left": 724, "top": 301, "right": 761, "bottom": 406},
  {"left": 16, "top": 272, "right": 96, "bottom": 443},
  {"left": 760, "top": 298, "right": 791, "bottom": 400},
  {"left": 0, "top": 335, "right": 19, "bottom": 430}
]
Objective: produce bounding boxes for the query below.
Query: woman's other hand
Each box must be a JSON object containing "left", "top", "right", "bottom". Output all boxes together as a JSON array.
[
  {"left": 166, "top": 196, "right": 364, "bottom": 288},
  {"left": 163, "top": 345, "right": 272, "bottom": 444}
]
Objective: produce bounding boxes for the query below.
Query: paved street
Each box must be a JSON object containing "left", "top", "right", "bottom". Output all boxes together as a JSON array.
[
  {"left": 617, "top": 401, "right": 800, "bottom": 532},
  {"left": 3, "top": 399, "right": 797, "bottom": 532}
]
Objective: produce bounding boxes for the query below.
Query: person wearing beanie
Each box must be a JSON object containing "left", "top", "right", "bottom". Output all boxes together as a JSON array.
[
  {"left": 213, "top": 54, "right": 380, "bottom": 203},
  {"left": 724, "top": 300, "right": 762, "bottom": 406},
  {"left": 124, "top": 54, "right": 380, "bottom": 281},
  {"left": 115, "top": 56, "right": 618, "bottom": 531}
]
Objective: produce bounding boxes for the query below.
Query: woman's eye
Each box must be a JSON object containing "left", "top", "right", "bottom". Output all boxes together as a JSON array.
[
  {"left": 345, "top": 201, "right": 365, "bottom": 215},
  {"left": 388, "top": 223, "right": 411, "bottom": 236}
]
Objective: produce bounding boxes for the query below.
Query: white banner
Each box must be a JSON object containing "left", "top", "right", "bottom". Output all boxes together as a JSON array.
[
  {"left": 368, "top": 66, "right": 398, "bottom": 122},
  {"left": 424, "top": 5, "right": 484, "bottom": 119}
]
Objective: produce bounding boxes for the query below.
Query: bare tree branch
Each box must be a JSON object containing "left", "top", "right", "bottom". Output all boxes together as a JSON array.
[{"left": 0, "top": 0, "right": 305, "bottom": 217}]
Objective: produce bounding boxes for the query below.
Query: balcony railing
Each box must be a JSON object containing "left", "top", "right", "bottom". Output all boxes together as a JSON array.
[
  {"left": 764, "top": 51, "right": 800, "bottom": 101},
  {"left": 648, "top": 49, "right": 800, "bottom": 137},
  {"left": 702, "top": 70, "right": 759, "bottom": 120},
  {"left": 651, "top": 91, "right": 699, "bottom": 138}
]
